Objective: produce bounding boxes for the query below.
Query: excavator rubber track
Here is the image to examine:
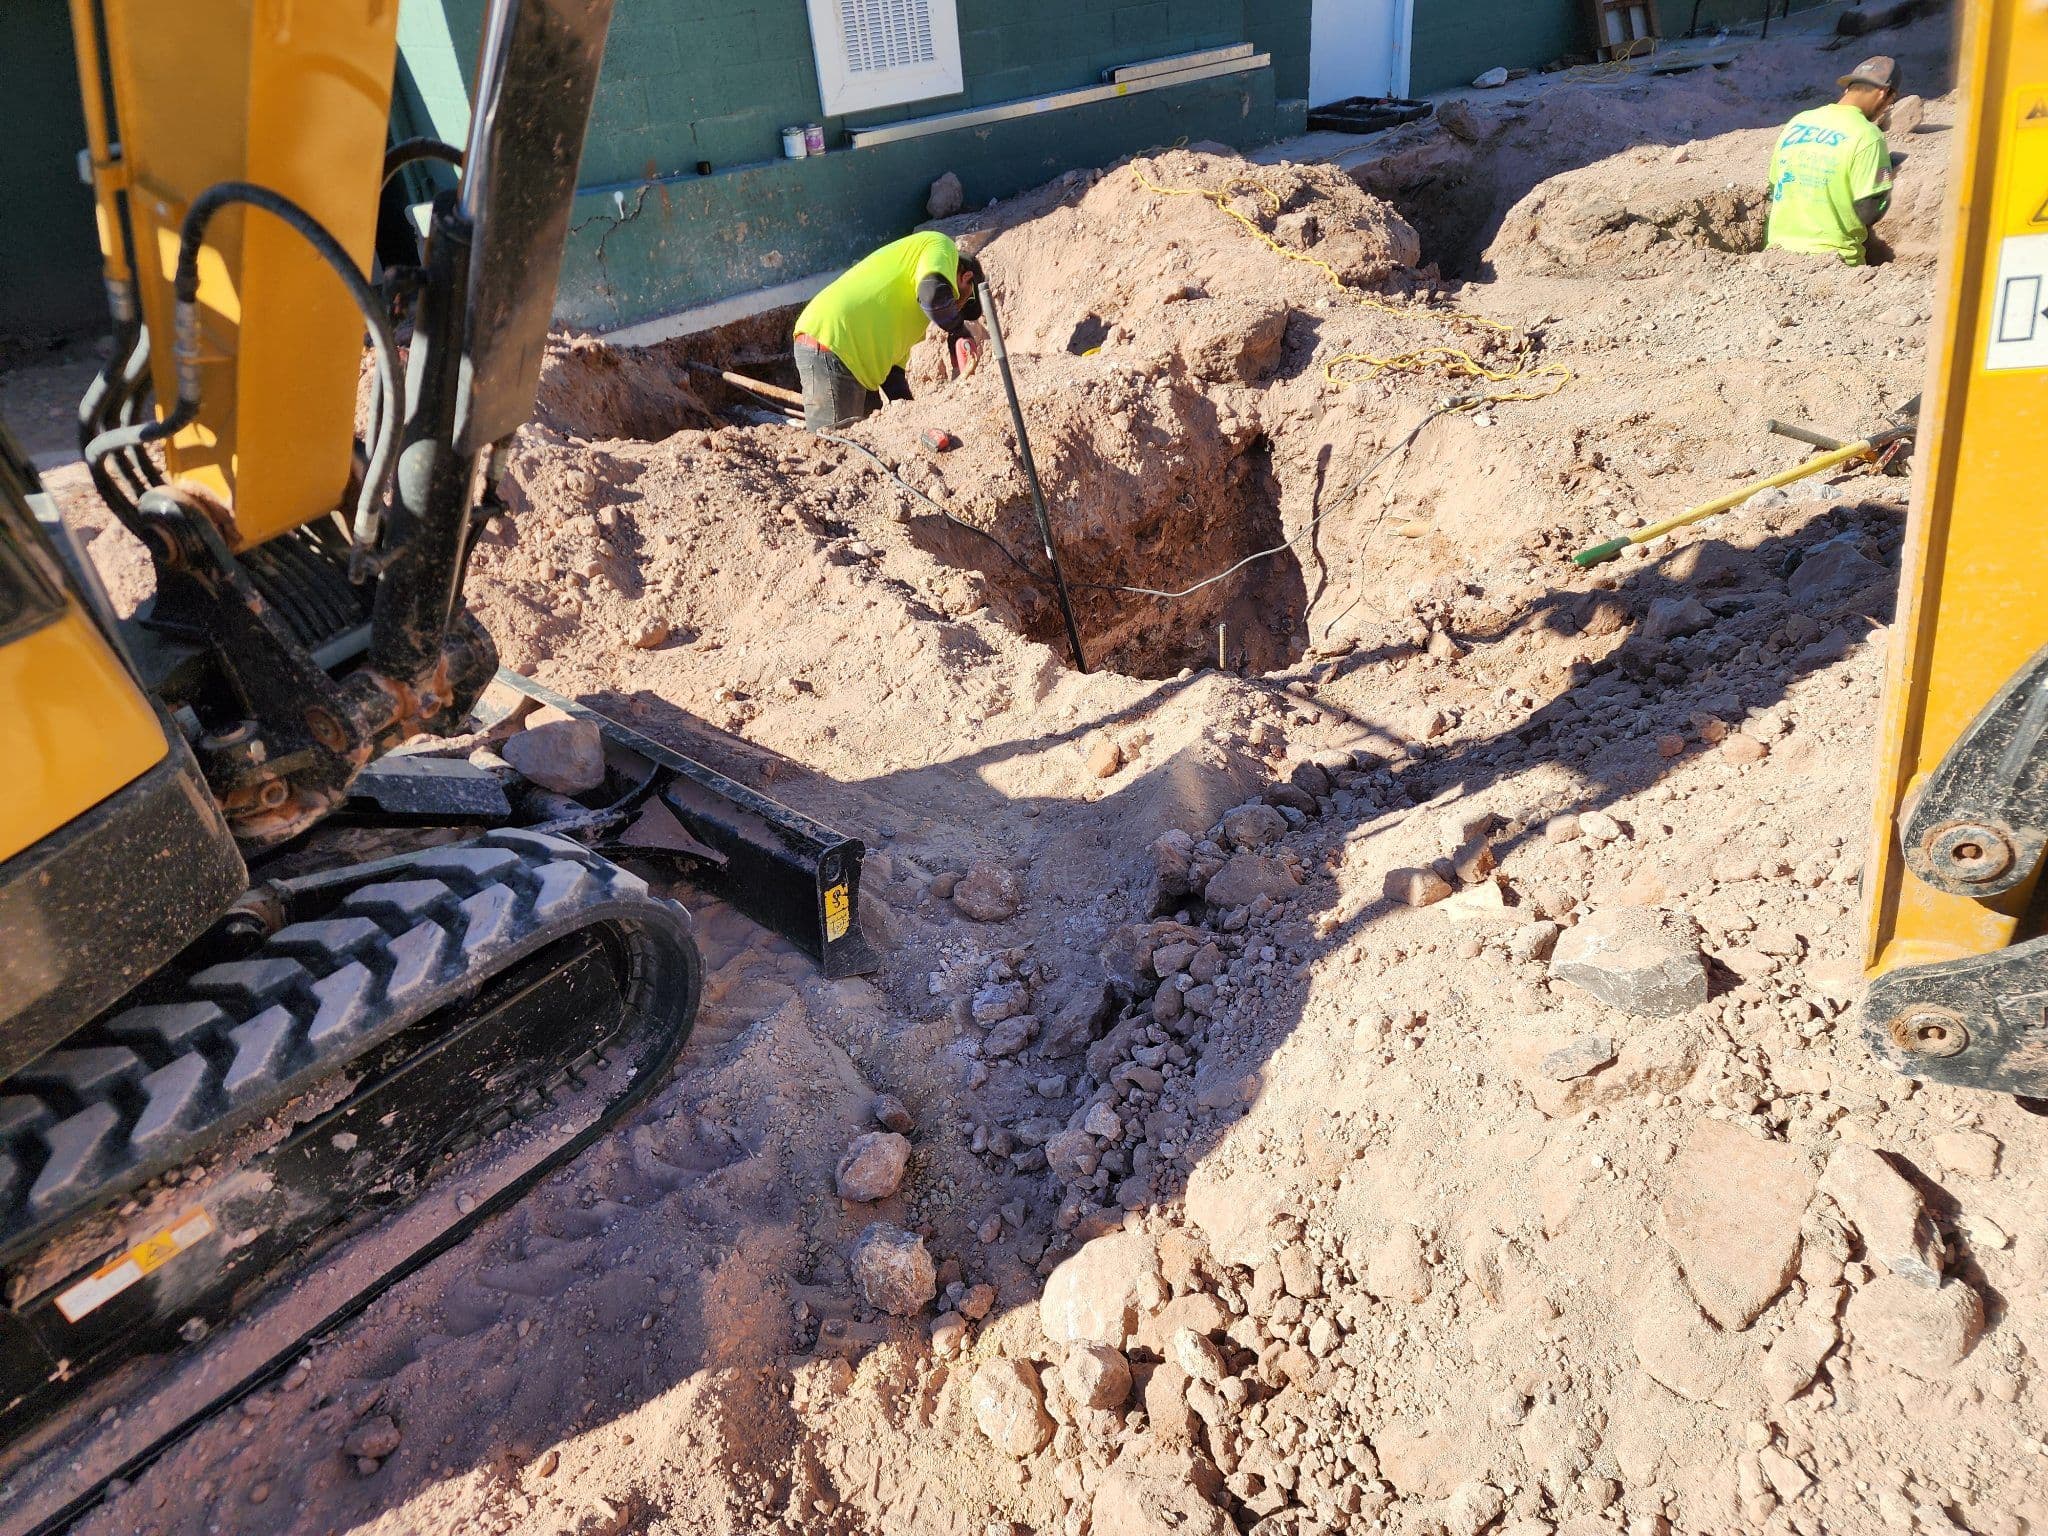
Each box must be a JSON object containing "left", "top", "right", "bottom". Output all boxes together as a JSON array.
[{"left": 0, "top": 828, "right": 701, "bottom": 1482}]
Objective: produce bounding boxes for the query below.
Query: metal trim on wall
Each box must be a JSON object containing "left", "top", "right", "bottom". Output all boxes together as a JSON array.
[{"left": 1106, "top": 43, "right": 1255, "bottom": 84}]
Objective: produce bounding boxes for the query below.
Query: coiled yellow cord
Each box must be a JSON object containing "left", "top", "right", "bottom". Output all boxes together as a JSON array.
[{"left": 1128, "top": 163, "right": 1571, "bottom": 405}]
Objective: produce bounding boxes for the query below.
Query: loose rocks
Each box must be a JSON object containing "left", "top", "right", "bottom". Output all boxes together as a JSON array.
[
  {"left": 1845, "top": 1273, "right": 1985, "bottom": 1378},
  {"left": 953, "top": 862, "right": 1023, "bottom": 922},
  {"left": 1549, "top": 908, "right": 1708, "bottom": 1017},
  {"left": 1819, "top": 1144, "right": 1945, "bottom": 1286},
  {"left": 970, "top": 1359, "right": 1054, "bottom": 1456},
  {"left": 502, "top": 717, "right": 606, "bottom": 795},
  {"left": 1205, "top": 852, "right": 1302, "bottom": 907},
  {"left": 1061, "top": 1342, "right": 1133, "bottom": 1409},
  {"left": 1093, "top": 1462, "right": 1232, "bottom": 1536},
  {"left": 1931, "top": 1128, "right": 2000, "bottom": 1179},
  {"left": 342, "top": 1414, "right": 402, "bottom": 1462},
  {"left": 1386, "top": 867, "right": 1454, "bottom": 908},
  {"left": 1540, "top": 1033, "right": 1616, "bottom": 1082},
  {"left": 1660, "top": 1120, "right": 1816, "bottom": 1328},
  {"left": 849, "top": 1222, "right": 937, "bottom": 1315},
  {"left": 835, "top": 1131, "right": 912, "bottom": 1203},
  {"left": 1040, "top": 1230, "right": 1159, "bottom": 1347},
  {"left": 927, "top": 170, "right": 966, "bottom": 219}
]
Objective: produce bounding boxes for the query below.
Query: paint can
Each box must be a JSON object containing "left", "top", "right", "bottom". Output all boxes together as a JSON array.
[
  {"left": 804, "top": 122, "right": 826, "bottom": 156},
  {"left": 781, "top": 126, "right": 808, "bottom": 159}
]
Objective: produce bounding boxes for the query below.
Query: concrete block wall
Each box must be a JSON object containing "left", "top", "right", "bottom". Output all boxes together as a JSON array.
[
  {"left": 1406, "top": 0, "right": 1830, "bottom": 97},
  {"left": 558, "top": 69, "right": 1276, "bottom": 328},
  {"left": 574, "top": 0, "right": 1293, "bottom": 185}
]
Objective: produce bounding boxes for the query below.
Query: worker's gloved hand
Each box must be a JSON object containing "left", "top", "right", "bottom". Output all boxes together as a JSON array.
[{"left": 953, "top": 333, "right": 981, "bottom": 378}]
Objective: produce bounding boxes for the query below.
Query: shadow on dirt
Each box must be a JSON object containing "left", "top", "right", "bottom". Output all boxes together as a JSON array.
[{"left": 158, "top": 483, "right": 1905, "bottom": 1533}]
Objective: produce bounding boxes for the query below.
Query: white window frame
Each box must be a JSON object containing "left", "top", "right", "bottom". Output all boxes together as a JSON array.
[{"left": 806, "top": 0, "right": 964, "bottom": 116}]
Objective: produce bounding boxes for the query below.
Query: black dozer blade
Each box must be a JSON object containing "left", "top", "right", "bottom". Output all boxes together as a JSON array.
[
  {"left": 488, "top": 668, "right": 880, "bottom": 980},
  {"left": 0, "top": 829, "right": 700, "bottom": 1535}
]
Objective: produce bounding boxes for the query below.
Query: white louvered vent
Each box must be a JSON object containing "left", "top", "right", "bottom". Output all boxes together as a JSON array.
[{"left": 808, "top": 0, "right": 962, "bottom": 115}]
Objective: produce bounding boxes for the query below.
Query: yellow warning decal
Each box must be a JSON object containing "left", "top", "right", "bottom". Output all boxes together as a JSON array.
[
  {"left": 824, "top": 882, "right": 851, "bottom": 942},
  {"left": 2011, "top": 85, "right": 2048, "bottom": 235},
  {"left": 55, "top": 1208, "right": 215, "bottom": 1324}
]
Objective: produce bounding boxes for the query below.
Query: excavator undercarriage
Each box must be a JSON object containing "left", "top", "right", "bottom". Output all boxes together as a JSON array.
[{"left": 0, "top": 0, "right": 872, "bottom": 1522}]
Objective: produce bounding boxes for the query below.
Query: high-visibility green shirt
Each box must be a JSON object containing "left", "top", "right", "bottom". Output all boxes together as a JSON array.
[
  {"left": 1765, "top": 102, "right": 1893, "bottom": 265},
  {"left": 794, "top": 232, "right": 962, "bottom": 391}
]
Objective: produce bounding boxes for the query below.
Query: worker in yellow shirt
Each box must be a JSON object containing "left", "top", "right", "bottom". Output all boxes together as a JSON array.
[
  {"left": 792, "top": 231, "right": 982, "bottom": 431},
  {"left": 1765, "top": 56, "right": 1900, "bottom": 266}
]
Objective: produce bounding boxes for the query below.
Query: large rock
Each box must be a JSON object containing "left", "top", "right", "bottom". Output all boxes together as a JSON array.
[
  {"left": 835, "top": 1131, "right": 911, "bottom": 1203},
  {"left": 1549, "top": 908, "right": 1708, "bottom": 1017},
  {"left": 1220, "top": 802, "right": 1288, "bottom": 850},
  {"left": 1642, "top": 595, "right": 1715, "bottom": 642},
  {"left": 1061, "top": 1342, "right": 1132, "bottom": 1409},
  {"left": 1789, "top": 542, "right": 1887, "bottom": 608},
  {"left": 1760, "top": 1290, "right": 1844, "bottom": 1404},
  {"left": 1629, "top": 1258, "right": 1755, "bottom": 1409},
  {"left": 970, "top": 1359, "right": 1053, "bottom": 1456},
  {"left": 1844, "top": 1273, "right": 1984, "bottom": 1378},
  {"left": 1203, "top": 851, "right": 1301, "bottom": 908},
  {"left": 1513, "top": 1016, "right": 1700, "bottom": 1117},
  {"left": 849, "top": 1223, "right": 936, "bottom": 1315},
  {"left": 502, "top": 718, "right": 606, "bottom": 795},
  {"left": 1146, "top": 830, "right": 1198, "bottom": 914},
  {"left": 926, "top": 170, "right": 965, "bottom": 219},
  {"left": 1179, "top": 301, "right": 1291, "bottom": 385},
  {"left": 1659, "top": 1120, "right": 1816, "bottom": 1328},
  {"left": 952, "top": 862, "right": 1023, "bottom": 922},
  {"left": 1040, "top": 1230, "right": 1160, "bottom": 1348},
  {"left": 1091, "top": 1450, "right": 1232, "bottom": 1536},
  {"left": 1819, "top": 1144, "right": 1945, "bottom": 1287}
]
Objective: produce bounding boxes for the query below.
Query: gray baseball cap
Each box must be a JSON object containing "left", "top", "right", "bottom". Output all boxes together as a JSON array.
[{"left": 1839, "top": 56, "right": 1901, "bottom": 93}]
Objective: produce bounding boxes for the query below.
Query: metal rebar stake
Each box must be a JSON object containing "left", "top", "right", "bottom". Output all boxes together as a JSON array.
[{"left": 980, "top": 285, "right": 1090, "bottom": 673}]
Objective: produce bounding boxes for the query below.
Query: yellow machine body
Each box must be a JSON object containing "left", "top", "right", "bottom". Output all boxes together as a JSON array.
[
  {"left": 0, "top": 606, "right": 168, "bottom": 865},
  {"left": 74, "top": 0, "right": 399, "bottom": 550},
  {"left": 1866, "top": 0, "right": 2048, "bottom": 973}
]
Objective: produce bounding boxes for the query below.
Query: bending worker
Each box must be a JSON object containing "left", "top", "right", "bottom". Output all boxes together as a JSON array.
[
  {"left": 792, "top": 230, "right": 981, "bottom": 431},
  {"left": 1765, "top": 55, "right": 1899, "bottom": 266}
]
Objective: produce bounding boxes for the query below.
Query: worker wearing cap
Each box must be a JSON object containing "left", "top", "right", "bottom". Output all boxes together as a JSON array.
[
  {"left": 1765, "top": 56, "right": 1900, "bottom": 265},
  {"left": 793, "top": 231, "right": 982, "bottom": 431}
]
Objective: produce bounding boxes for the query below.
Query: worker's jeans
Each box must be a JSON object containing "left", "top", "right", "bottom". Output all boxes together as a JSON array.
[
  {"left": 794, "top": 341, "right": 911, "bottom": 431},
  {"left": 795, "top": 342, "right": 875, "bottom": 431}
]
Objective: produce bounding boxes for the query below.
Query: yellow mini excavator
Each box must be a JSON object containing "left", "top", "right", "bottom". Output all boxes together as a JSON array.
[
  {"left": 0, "top": 1, "right": 870, "bottom": 1524},
  {"left": 1863, "top": 0, "right": 2048, "bottom": 1100}
]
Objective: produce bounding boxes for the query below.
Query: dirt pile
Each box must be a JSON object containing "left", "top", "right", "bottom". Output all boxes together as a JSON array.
[
  {"left": 51, "top": 11, "right": 2048, "bottom": 1536},
  {"left": 1347, "top": 18, "right": 1954, "bottom": 280}
]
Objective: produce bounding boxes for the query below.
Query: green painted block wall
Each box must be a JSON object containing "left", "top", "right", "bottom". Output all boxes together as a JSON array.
[
  {"left": 1406, "top": 0, "right": 1829, "bottom": 97},
  {"left": 397, "top": 0, "right": 1301, "bottom": 329},
  {"left": 558, "top": 70, "right": 1275, "bottom": 328},
  {"left": 1408, "top": 1, "right": 1587, "bottom": 95},
  {"left": 0, "top": 1, "right": 105, "bottom": 343}
]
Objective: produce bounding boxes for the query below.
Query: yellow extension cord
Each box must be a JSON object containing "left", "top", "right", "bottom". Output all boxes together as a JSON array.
[{"left": 1128, "top": 164, "right": 1572, "bottom": 405}]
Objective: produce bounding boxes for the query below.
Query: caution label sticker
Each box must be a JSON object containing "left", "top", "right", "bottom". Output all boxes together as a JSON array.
[
  {"left": 55, "top": 1208, "right": 215, "bottom": 1324},
  {"left": 1987, "top": 232, "right": 2048, "bottom": 372},
  {"left": 2011, "top": 87, "right": 2048, "bottom": 233},
  {"left": 823, "top": 882, "right": 851, "bottom": 942}
]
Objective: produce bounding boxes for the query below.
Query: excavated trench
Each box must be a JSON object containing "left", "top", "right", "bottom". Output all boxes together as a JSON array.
[{"left": 532, "top": 316, "right": 1312, "bottom": 682}]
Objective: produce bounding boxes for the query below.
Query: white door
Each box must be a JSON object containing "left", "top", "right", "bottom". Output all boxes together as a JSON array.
[{"left": 1309, "top": 0, "right": 1414, "bottom": 104}]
